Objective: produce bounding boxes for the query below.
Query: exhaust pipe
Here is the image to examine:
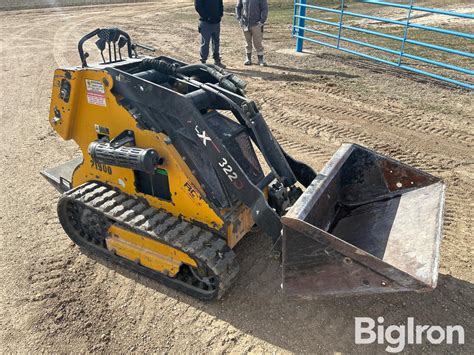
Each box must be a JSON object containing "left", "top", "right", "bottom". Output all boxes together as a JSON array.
[{"left": 282, "top": 144, "right": 445, "bottom": 298}]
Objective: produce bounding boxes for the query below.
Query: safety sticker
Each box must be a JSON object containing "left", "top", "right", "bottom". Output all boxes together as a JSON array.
[
  {"left": 85, "top": 79, "right": 106, "bottom": 107},
  {"left": 94, "top": 124, "right": 110, "bottom": 136}
]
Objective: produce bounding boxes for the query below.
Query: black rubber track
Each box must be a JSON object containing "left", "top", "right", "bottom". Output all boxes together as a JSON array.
[{"left": 57, "top": 182, "right": 239, "bottom": 300}]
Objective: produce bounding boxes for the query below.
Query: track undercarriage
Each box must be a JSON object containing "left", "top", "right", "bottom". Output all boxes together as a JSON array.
[{"left": 59, "top": 182, "right": 238, "bottom": 300}]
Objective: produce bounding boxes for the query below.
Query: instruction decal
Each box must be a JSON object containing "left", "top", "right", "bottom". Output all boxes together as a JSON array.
[{"left": 85, "top": 79, "right": 106, "bottom": 107}]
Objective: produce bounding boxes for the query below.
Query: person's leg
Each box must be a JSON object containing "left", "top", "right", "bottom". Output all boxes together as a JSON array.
[
  {"left": 243, "top": 30, "right": 253, "bottom": 65},
  {"left": 211, "top": 23, "right": 225, "bottom": 67},
  {"left": 199, "top": 21, "right": 212, "bottom": 63},
  {"left": 251, "top": 25, "right": 266, "bottom": 66}
]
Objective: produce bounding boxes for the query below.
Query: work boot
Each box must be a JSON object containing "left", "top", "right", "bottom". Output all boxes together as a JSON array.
[
  {"left": 244, "top": 53, "right": 252, "bottom": 66},
  {"left": 200, "top": 58, "right": 207, "bottom": 64},
  {"left": 258, "top": 55, "right": 267, "bottom": 66},
  {"left": 214, "top": 58, "right": 226, "bottom": 69}
]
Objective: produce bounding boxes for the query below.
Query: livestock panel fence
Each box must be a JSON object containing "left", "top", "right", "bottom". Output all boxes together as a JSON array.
[{"left": 292, "top": 0, "right": 473, "bottom": 89}]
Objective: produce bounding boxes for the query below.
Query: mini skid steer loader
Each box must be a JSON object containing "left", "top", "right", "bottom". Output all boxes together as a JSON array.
[{"left": 42, "top": 28, "right": 445, "bottom": 300}]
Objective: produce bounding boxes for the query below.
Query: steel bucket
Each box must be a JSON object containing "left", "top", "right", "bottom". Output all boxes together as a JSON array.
[{"left": 282, "top": 144, "right": 445, "bottom": 298}]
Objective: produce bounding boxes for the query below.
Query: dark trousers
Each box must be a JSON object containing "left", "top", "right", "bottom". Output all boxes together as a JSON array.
[{"left": 199, "top": 20, "right": 220, "bottom": 61}]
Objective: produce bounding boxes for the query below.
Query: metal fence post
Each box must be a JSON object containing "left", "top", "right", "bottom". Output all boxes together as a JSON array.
[
  {"left": 295, "top": 0, "right": 307, "bottom": 52},
  {"left": 398, "top": 0, "right": 414, "bottom": 66},
  {"left": 292, "top": 0, "right": 298, "bottom": 36}
]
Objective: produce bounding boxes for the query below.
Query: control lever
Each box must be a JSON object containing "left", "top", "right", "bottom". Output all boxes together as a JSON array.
[
  {"left": 118, "top": 36, "right": 128, "bottom": 60},
  {"left": 135, "top": 43, "right": 156, "bottom": 52},
  {"left": 131, "top": 43, "right": 156, "bottom": 57},
  {"left": 110, "top": 30, "right": 120, "bottom": 62},
  {"left": 95, "top": 38, "right": 107, "bottom": 63}
]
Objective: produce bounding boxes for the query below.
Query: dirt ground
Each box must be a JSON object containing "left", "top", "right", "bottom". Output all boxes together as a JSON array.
[{"left": 0, "top": 1, "right": 473, "bottom": 353}]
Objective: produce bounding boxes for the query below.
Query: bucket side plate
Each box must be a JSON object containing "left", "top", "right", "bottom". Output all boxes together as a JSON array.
[{"left": 282, "top": 144, "right": 445, "bottom": 298}]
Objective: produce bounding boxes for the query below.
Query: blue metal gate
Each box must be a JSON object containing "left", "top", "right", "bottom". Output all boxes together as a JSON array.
[{"left": 293, "top": 0, "right": 473, "bottom": 89}]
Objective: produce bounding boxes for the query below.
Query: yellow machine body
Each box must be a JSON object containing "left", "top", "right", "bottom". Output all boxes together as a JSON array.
[
  {"left": 107, "top": 225, "right": 197, "bottom": 277},
  {"left": 48, "top": 67, "right": 253, "bottom": 275}
]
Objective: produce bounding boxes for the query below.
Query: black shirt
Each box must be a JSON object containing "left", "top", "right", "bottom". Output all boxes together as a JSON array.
[{"left": 195, "top": 0, "right": 224, "bottom": 24}]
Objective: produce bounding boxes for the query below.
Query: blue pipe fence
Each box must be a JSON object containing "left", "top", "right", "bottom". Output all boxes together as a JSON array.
[{"left": 292, "top": 0, "right": 474, "bottom": 89}]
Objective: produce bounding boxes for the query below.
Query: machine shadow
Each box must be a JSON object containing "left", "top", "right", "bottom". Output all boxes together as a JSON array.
[{"left": 85, "top": 231, "right": 473, "bottom": 353}]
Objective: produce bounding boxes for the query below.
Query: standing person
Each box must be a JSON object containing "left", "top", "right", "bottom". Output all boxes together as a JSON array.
[
  {"left": 235, "top": 0, "right": 268, "bottom": 66},
  {"left": 195, "top": 0, "right": 226, "bottom": 68}
]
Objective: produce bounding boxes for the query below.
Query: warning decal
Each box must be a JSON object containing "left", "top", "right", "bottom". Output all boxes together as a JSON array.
[{"left": 85, "top": 79, "right": 106, "bottom": 107}]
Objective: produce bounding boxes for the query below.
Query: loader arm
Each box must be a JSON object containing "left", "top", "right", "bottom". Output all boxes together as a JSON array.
[
  {"left": 190, "top": 81, "right": 317, "bottom": 188},
  {"left": 137, "top": 58, "right": 316, "bottom": 188},
  {"left": 108, "top": 66, "right": 285, "bottom": 240}
]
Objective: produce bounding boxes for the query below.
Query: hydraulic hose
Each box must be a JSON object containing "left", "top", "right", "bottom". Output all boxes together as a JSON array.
[{"left": 140, "top": 58, "right": 246, "bottom": 94}]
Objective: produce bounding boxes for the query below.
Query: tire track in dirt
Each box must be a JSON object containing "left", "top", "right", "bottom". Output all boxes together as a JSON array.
[
  {"left": 263, "top": 104, "right": 458, "bottom": 172},
  {"left": 24, "top": 199, "right": 85, "bottom": 304},
  {"left": 260, "top": 94, "right": 474, "bottom": 145},
  {"left": 283, "top": 82, "right": 347, "bottom": 97},
  {"left": 27, "top": 253, "right": 75, "bottom": 302},
  {"left": 274, "top": 135, "right": 334, "bottom": 161},
  {"left": 438, "top": 171, "right": 474, "bottom": 278}
]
